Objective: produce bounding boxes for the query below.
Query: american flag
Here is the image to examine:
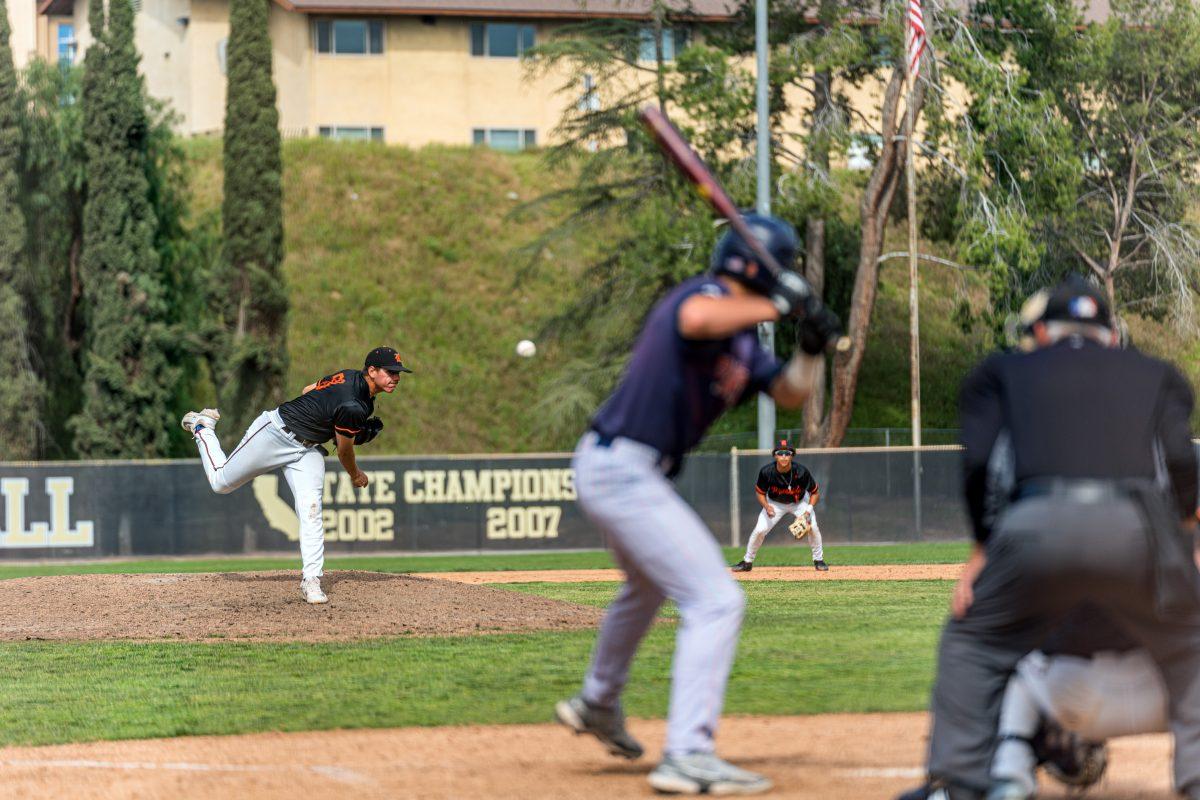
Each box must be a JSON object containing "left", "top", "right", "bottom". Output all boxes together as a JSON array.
[{"left": 906, "top": 0, "right": 927, "bottom": 80}]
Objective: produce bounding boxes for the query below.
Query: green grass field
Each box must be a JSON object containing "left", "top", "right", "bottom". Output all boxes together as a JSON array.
[
  {"left": 0, "top": 545, "right": 960, "bottom": 748},
  {"left": 0, "top": 579, "right": 948, "bottom": 748}
]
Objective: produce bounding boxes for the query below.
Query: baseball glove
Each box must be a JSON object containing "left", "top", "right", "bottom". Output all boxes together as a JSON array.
[
  {"left": 354, "top": 417, "right": 383, "bottom": 446},
  {"left": 789, "top": 509, "right": 813, "bottom": 539},
  {"left": 1035, "top": 722, "right": 1108, "bottom": 789}
]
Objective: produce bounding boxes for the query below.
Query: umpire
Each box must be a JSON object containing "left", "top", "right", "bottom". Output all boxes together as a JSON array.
[{"left": 900, "top": 276, "right": 1200, "bottom": 800}]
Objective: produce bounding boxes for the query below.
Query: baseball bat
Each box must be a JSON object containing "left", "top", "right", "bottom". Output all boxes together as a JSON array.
[{"left": 638, "top": 105, "right": 851, "bottom": 355}]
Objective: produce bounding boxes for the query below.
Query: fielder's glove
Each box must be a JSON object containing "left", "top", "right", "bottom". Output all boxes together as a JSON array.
[
  {"left": 789, "top": 509, "right": 813, "bottom": 539},
  {"left": 354, "top": 417, "right": 383, "bottom": 446}
]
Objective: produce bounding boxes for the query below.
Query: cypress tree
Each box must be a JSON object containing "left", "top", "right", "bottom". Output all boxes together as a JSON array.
[
  {"left": 71, "top": 0, "right": 178, "bottom": 457},
  {"left": 218, "top": 0, "right": 288, "bottom": 435},
  {"left": 0, "top": 0, "right": 43, "bottom": 459}
]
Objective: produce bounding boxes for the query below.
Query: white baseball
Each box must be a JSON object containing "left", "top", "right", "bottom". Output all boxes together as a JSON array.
[{"left": 516, "top": 339, "right": 537, "bottom": 358}]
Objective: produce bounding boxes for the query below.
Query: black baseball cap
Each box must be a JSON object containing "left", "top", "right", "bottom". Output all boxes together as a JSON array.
[
  {"left": 774, "top": 439, "right": 795, "bottom": 456},
  {"left": 1039, "top": 276, "right": 1112, "bottom": 328},
  {"left": 364, "top": 346, "right": 413, "bottom": 374}
]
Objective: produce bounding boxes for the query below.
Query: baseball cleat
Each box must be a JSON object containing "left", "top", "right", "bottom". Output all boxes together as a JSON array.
[
  {"left": 647, "top": 752, "right": 772, "bottom": 795},
  {"left": 300, "top": 576, "right": 328, "bottom": 604},
  {"left": 554, "top": 694, "right": 643, "bottom": 759},
  {"left": 181, "top": 408, "right": 220, "bottom": 434},
  {"left": 731, "top": 560, "right": 753, "bottom": 572},
  {"left": 814, "top": 560, "right": 829, "bottom": 571}
]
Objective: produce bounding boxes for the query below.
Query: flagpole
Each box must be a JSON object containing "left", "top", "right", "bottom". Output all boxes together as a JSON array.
[{"left": 905, "top": 0, "right": 923, "bottom": 537}]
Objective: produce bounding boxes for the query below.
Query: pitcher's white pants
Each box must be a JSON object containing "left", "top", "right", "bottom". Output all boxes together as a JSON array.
[
  {"left": 573, "top": 432, "right": 746, "bottom": 756},
  {"left": 742, "top": 499, "right": 824, "bottom": 563},
  {"left": 193, "top": 409, "right": 326, "bottom": 579},
  {"left": 991, "top": 649, "right": 1169, "bottom": 793}
]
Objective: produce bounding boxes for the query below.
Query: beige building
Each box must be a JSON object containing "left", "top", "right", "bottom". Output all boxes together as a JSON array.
[
  {"left": 31, "top": 0, "right": 730, "bottom": 147},
  {"left": 24, "top": 0, "right": 1115, "bottom": 149}
]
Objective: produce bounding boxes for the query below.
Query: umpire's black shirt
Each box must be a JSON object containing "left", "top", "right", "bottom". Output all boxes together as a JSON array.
[
  {"left": 960, "top": 337, "right": 1197, "bottom": 542},
  {"left": 278, "top": 368, "right": 373, "bottom": 445}
]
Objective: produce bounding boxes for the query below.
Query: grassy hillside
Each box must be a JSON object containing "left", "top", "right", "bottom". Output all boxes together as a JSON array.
[
  {"left": 187, "top": 140, "right": 1199, "bottom": 453},
  {"left": 188, "top": 139, "right": 603, "bottom": 454}
]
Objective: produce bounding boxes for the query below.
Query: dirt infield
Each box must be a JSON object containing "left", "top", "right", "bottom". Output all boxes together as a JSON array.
[
  {"left": 0, "top": 564, "right": 953, "bottom": 643},
  {"left": 2, "top": 564, "right": 1173, "bottom": 798},
  {"left": 419, "top": 563, "right": 964, "bottom": 584},
  {"left": 0, "top": 713, "right": 1171, "bottom": 800},
  {"left": 0, "top": 570, "right": 603, "bottom": 642}
]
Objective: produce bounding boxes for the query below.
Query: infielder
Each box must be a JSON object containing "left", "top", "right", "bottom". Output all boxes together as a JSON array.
[
  {"left": 181, "top": 346, "right": 409, "bottom": 604},
  {"left": 897, "top": 277, "right": 1200, "bottom": 800},
  {"left": 554, "top": 214, "right": 841, "bottom": 796},
  {"left": 732, "top": 439, "right": 827, "bottom": 572}
]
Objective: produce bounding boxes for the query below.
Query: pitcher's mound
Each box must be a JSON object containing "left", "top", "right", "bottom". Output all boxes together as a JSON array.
[{"left": 0, "top": 570, "right": 604, "bottom": 643}]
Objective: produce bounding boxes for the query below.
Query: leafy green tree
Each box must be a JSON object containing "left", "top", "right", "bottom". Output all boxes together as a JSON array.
[
  {"left": 217, "top": 0, "right": 288, "bottom": 436},
  {"left": 529, "top": 0, "right": 938, "bottom": 446},
  {"left": 0, "top": 0, "right": 43, "bottom": 459},
  {"left": 70, "top": 0, "right": 179, "bottom": 457},
  {"left": 947, "top": 0, "right": 1200, "bottom": 328}
]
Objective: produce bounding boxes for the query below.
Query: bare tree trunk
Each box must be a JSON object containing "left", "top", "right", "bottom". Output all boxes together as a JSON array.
[
  {"left": 802, "top": 69, "right": 832, "bottom": 446},
  {"left": 824, "top": 67, "right": 922, "bottom": 447},
  {"left": 803, "top": 216, "right": 827, "bottom": 445},
  {"left": 1103, "top": 268, "right": 1116, "bottom": 317}
]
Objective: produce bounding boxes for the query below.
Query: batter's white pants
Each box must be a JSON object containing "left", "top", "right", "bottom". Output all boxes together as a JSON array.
[
  {"left": 991, "top": 649, "right": 1168, "bottom": 794},
  {"left": 742, "top": 499, "right": 823, "bottom": 563},
  {"left": 194, "top": 409, "right": 327, "bottom": 580},
  {"left": 573, "top": 432, "right": 746, "bottom": 757}
]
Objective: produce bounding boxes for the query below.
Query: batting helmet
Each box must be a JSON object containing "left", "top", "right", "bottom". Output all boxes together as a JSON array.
[{"left": 711, "top": 214, "right": 800, "bottom": 296}]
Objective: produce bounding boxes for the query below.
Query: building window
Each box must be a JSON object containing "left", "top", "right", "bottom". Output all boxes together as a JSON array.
[
  {"left": 469, "top": 23, "right": 535, "bottom": 58},
  {"left": 472, "top": 128, "right": 537, "bottom": 151},
  {"left": 315, "top": 20, "right": 384, "bottom": 55},
  {"left": 56, "top": 23, "right": 76, "bottom": 66},
  {"left": 637, "top": 27, "right": 689, "bottom": 62},
  {"left": 319, "top": 126, "right": 385, "bottom": 142}
]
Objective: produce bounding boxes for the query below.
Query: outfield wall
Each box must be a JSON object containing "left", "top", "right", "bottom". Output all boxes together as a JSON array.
[{"left": 0, "top": 447, "right": 969, "bottom": 559}]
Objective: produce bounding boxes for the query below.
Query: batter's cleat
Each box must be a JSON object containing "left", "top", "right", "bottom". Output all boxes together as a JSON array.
[
  {"left": 814, "top": 560, "right": 829, "bottom": 571},
  {"left": 731, "top": 560, "right": 753, "bottom": 572},
  {"left": 300, "top": 576, "right": 328, "bottom": 604},
  {"left": 181, "top": 408, "right": 220, "bottom": 434},
  {"left": 554, "top": 695, "right": 643, "bottom": 760},
  {"left": 984, "top": 781, "right": 1032, "bottom": 800},
  {"left": 647, "top": 752, "right": 772, "bottom": 795}
]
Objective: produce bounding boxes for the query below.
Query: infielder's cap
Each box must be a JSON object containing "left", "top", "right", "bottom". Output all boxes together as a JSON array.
[
  {"left": 1039, "top": 276, "right": 1112, "bottom": 328},
  {"left": 364, "top": 346, "right": 413, "bottom": 374},
  {"left": 774, "top": 439, "right": 795, "bottom": 456}
]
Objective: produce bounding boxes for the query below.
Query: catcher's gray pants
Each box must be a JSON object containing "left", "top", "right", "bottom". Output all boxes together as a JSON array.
[
  {"left": 925, "top": 496, "right": 1200, "bottom": 796},
  {"left": 992, "top": 648, "right": 1168, "bottom": 794},
  {"left": 194, "top": 409, "right": 326, "bottom": 579},
  {"left": 742, "top": 499, "right": 824, "bottom": 563},
  {"left": 573, "top": 432, "right": 746, "bottom": 756}
]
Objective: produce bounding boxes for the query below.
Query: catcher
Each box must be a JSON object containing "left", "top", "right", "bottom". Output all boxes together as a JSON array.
[
  {"left": 180, "top": 346, "right": 409, "bottom": 604},
  {"left": 732, "top": 439, "right": 828, "bottom": 572}
]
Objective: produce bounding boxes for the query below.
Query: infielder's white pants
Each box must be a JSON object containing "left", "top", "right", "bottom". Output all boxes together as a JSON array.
[
  {"left": 742, "top": 499, "right": 823, "bottom": 563},
  {"left": 194, "top": 409, "right": 326, "bottom": 579},
  {"left": 573, "top": 432, "right": 745, "bottom": 756},
  {"left": 991, "top": 649, "right": 1169, "bottom": 793}
]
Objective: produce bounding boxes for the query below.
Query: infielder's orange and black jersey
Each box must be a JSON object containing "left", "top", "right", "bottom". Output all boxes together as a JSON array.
[
  {"left": 277, "top": 369, "right": 374, "bottom": 445},
  {"left": 755, "top": 463, "right": 818, "bottom": 505}
]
